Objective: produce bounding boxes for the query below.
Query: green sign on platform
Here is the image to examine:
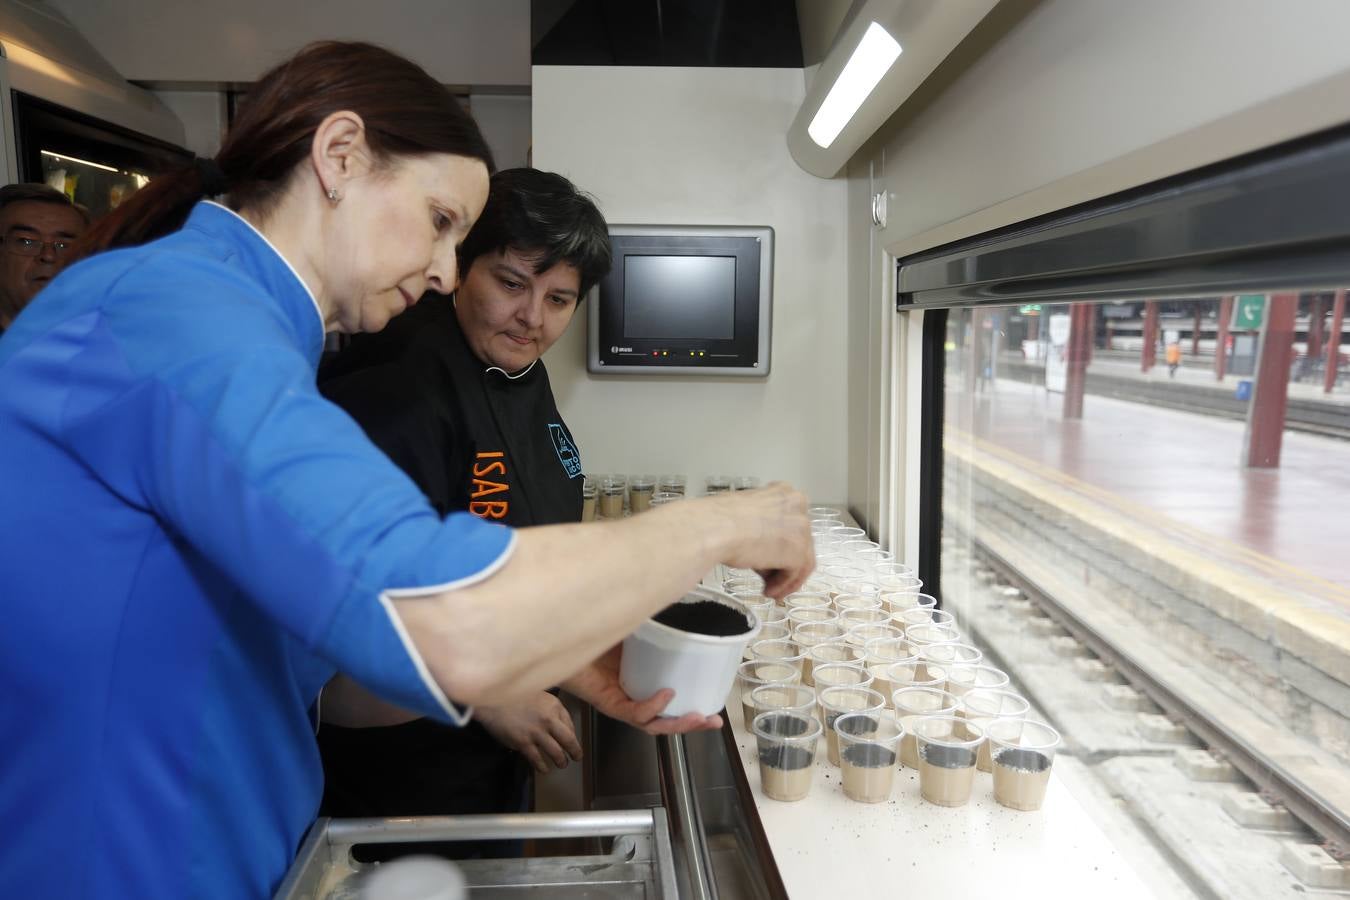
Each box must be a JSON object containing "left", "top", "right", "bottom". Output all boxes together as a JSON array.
[
  {"left": 1231, "top": 294, "right": 1266, "bottom": 330},
  {"left": 1018, "top": 304, "right": 1042, "bottom": 315}
]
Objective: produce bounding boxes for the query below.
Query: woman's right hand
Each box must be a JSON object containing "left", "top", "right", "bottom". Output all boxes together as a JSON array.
[{"left": 686, "top": 482, "right": 814, "bottom": 598}]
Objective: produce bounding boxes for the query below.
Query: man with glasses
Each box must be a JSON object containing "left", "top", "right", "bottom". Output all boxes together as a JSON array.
[{"left": 0, "top": 183, "right": 89, "bottom": 334}]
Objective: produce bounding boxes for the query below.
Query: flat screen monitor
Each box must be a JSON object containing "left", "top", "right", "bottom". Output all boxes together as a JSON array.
[{"left": 588, "top": 225, "right": 773, "bottom": 375}]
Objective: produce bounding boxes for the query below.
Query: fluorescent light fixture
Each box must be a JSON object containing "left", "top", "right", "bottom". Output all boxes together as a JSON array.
[
  {"left": 41, "top": 150, "right": 121, "bottom": 174},
  {"left": 807, "top": 22, "right": 902, "bottom": 149}
]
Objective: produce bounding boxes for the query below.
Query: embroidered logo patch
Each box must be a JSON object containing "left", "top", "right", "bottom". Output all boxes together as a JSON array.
[{"left": 548, "top": 424, "right": 583, "bottom": 478}]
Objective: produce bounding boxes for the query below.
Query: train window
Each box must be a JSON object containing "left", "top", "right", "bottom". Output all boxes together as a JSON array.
[
  {"left": 896, "top": 126, "right": 1350, "bottom": 893},
  {"left": 927, "top": 293, "right": 1349, "bottom": 894}
]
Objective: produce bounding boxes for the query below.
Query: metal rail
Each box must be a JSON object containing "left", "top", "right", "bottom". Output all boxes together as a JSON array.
[
  {"left": 657, "top": 734, "right": 721, "bottom": 900},
  {"left": 325, "top": 809, "right": 661, "bottom": 844},
  {"left": 970, "top": 536, "right": 1350, "bottom": 850}
]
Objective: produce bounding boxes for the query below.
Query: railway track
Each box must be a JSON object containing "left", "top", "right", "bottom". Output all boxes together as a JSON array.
[{"left": 947, "top": 525, "right": 1350, "bottom": 854}]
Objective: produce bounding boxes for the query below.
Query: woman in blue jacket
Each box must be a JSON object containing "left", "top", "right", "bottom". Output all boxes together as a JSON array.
[{"left": 0, "top": 41, "right": 812, "bottom": 900}]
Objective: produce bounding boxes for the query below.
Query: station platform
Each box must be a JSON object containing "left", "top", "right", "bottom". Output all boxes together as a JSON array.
[{"left": 948, "top": 376, "right": 1350, "bottom": 597}]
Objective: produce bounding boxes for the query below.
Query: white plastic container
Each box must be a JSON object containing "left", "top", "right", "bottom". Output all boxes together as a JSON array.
[
  {"left": 620, "top": 586, "right": 761, "bottom": 717},
  {"left": 360, "top": 855, "right": 466, "bottom": 900}
]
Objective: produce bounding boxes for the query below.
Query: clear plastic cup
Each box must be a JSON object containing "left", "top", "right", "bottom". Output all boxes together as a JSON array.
[
  {"left": 894, "top": 607, "right": 958, "bottom": 631},
  {"left": 904, "top": 623, "right": 961, "bottom": 648},
  {"left": 838, "top": 539, "right": 881, "bottom": 560},
  {"left": 885, "top": 590, "right": 937, "bottom": 614},
  {"left": 887, "top": 660, "right": 948, "bottom": 697},
  {"left": 808, "top": 506, "right": 842, "bottom": 520},
  {"left": 874, "top": 562, "right": 918, "bottom": 589},
  {"left": 733, "top": 476, "right": 760, "bottom": 491},
  {"left": 750, "top": 638, "right": 808, "bottom": 676},
  {"left": 854, "top": 548, "right": 896, "bottom": 570},
  {"left": 913, "top": 715, "right": 985, "bottom": 808},
  {"left": 845, "top": 622, "right": 904, "bottom": 648},
  {"left": 811, "top": 661, "right": 874, "bottom": 695},
  {"left": 749, "top": 683, "right": 816, "bottom": 720},
  {"left": 962, "top": 689, "right": 1031, "bottom": 772},
  {"left": 743, "top": 622, "right": 790, "bottom": 660},
  {"left": 839, "top": 608, "right": 892, "bottom": 631},
  {"left": 865, "top": 638, "right": 920, "bottom": 705},
  {"left": 833, "top": 592, "right": 884, "bottom": 615},
  {"left": 735, "top": 660, "right": 801, "bottom": 724},
  {"left": 788, "top": 607, "right": 839, "bottom": 631},
  {"left": 628, "top": 475, "right": 656, "bottom": 513},
  {"left": 987, "top": 719, "right": 1061, "bottom": 811},
  {"left": 657, "top": 474, "right": 686, "bottom": 496},
  {"left": 945, "top": 664, "right": 1011, "bottom": 699},
  {"left": 812, "top": 533, "right": 846, "bottom": 554},
  {"left": 835, "top": 711, "right": 904, "bottom": 803},
  {"left": 651, "top": 490, "right": 683, "bottom": 507},
  {"left": 784, "top": 591, "right": 833, "bottom": 612},
  {"left": 599, "top": 475, "right": 627, "bottom": 519},
  {"left": 796, "top": 577, "right": 835, "bottom": 596},
  {"left": 832, "top": 527, "right": 866, "bottom": 541},
  {"left": 752, "top": 711, "right": 822, "bottom": 801},
  {"left": 818, "top": 686, "right": 886, "bottom": 766},
  {"left": 723, "top": 573, "right": 764, "bottom": 595},
  {"left": 834, "top": 580, "right": 883, "bottom": 600},
  {"left": 893, "top": 687, "right": 960, "bottom": 769},
  {"left": 919, "top": 642, "right": 983, "bottom": 673},
  {"left": 805, "top": 642, "right": 866, "bottom": 687},
  {"left": 818, "top": 564, "right": 866, "bottom": 595},
  {"left": 705, "top": 475, "right": 733, "bottom": 495},
  {"left": 793, "top": 621, "right": 845, "bottom": 682},
  {"left": 581, "top": 477, "right": 598, "bottom": 522}
]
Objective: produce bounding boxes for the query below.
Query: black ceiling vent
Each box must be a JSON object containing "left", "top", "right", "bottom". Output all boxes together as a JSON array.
[{"left": 532, "top": 0, "right": 803, "bottom": 68}]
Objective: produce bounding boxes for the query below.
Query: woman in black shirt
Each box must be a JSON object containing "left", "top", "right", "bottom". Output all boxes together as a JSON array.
[{"left": 317, "top": 169, "right": 710, "bottom": 856}]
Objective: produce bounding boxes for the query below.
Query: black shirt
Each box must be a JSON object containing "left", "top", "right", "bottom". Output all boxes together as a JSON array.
[{"left": 315, "top": 293, "right": 583, "bottom": 857}]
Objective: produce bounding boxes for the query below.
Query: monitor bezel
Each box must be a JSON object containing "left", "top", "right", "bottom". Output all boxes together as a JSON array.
[{"left": 587, "top": 225, "right": 773, "bottom": 376}]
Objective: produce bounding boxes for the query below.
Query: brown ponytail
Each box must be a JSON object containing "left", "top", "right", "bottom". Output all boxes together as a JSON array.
[{"left": 75, "top": 41, "right": 495, "bottom": 262}]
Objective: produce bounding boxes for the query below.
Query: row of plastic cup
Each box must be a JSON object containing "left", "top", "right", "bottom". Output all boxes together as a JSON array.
[
  {"left": 581, "top": 474, "right": 765, "bottom": 521},
  {"left": 750, "top": 697, "right": 1060, "bottom": 810}
]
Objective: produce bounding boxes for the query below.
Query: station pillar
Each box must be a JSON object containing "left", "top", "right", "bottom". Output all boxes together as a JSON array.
[
  {"left": 1191, "top": 306, "right": 1202, "bottom": 357},
  {"left": 1142, "top": 301, "right": 1159, "bottom": 371},
  {"left": 1063, "top": 303, "right": 1094, "bottom": 419},
  {"left": 1327, "top": 289, "right": 1346, "bottom": 394},
  {"left": 1244, "top": 293, "right": 1297, "bottom": 468},
  {"left": 1216, "top": 296, "right": 1233, "bottom": 381}
]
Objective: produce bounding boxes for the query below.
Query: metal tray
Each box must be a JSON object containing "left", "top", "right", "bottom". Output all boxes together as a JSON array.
[{"left": 273, "top": 809, "right": 677, "bottom": 899}]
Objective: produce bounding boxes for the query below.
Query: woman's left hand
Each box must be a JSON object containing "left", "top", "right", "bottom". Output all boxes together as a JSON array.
[
  {"left": 562, "top": 645, "right": 723, "bottom": 735},
  {"left": 475, "top": 692, "right": 583, "bottom": 773}
]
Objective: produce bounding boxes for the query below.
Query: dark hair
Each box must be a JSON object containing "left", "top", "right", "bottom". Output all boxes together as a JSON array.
[
  {"left": 76, "top": 41, "right": 494, "bottom": 260},
  {"left": 458, "top": 168, "right": 611, "bottom": 297},
  {"left": 0, "top": 183, "right": 90, "bottom": 227}
]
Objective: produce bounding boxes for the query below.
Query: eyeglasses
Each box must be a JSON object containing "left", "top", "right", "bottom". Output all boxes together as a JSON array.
[{"left": 1, "top": 235, "right": 75, "bottom": 258}]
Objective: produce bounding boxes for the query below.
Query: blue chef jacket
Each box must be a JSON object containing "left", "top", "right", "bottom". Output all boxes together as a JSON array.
[{"left": 0, "top": 202, "right": 514, "bottom": 899}]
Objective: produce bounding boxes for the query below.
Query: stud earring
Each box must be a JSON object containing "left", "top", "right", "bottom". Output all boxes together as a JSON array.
[{"left": 326, "top": 187, "right": 340, "bottom": 202}]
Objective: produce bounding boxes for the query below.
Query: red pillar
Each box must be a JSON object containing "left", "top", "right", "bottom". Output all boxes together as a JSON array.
[
  {"left": 1216, "top": 296, "right": 1233, "bottom": 381},
  {"left": 1191, "top": 306, "right": 1203, "bottom": 357},
  {"left": 1306, "top": 295, "right": 1325, "bottom": 360},
  {"left": 1063, "top": 303, "right": 1094, "bottom": 419},
  {"left": 1142, "top": 301, "right": 1159, "bottom": 371},
  {"left": 1245, "top": 293, "right": 1297, "bottom": 468},
  {"left": 1327, "top": 289, "right": 1346, "bottom": 394}
]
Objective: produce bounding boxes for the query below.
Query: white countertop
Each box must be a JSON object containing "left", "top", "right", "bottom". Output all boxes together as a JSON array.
[{"left": 725, "top": 694, "right": 1162, "bottom": 899}]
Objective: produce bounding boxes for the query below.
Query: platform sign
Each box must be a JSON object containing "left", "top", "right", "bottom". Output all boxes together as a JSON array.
[{"left": 1231, "top": 294, "right": 1266, "bottom": 330}]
